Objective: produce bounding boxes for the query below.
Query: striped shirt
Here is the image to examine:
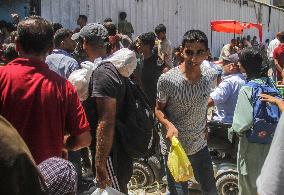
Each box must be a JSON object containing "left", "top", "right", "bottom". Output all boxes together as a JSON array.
[{"left": 157, "top": 61, "right": 217, "bottom": 155}]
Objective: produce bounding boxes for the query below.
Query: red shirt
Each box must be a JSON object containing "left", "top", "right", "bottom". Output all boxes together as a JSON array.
[
  {"left": 273, "top": 43, "right": 284, "bottom": 79},
  {"left": 0, "top": 58, "right": 90, "bottom": 164}
]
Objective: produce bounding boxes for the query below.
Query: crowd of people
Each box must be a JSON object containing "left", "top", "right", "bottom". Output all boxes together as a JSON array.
[{"left": 1, "top": 11, "right": 284, "bottom": 195}]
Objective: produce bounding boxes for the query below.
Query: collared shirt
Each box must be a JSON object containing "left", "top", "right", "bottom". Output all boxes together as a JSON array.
[
  {"left": 46, "top": 49, "right": 79, "bottom": 79},
  {"left": 210, "top": 73, "right": 245, "bottom": 123},
  {"left": 157, "top": 62, "right": 217, "bottom": 155},
  {"left": 0, "top": 58, "right": 90, "bottom": 164}
]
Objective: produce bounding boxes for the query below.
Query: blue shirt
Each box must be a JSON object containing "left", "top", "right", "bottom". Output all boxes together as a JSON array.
[
  {"left": 210, "top": 73, "right": 246, "bottom": 123},
  {"left": 46, "top": 49, "right": 79, "bottom": 79}
]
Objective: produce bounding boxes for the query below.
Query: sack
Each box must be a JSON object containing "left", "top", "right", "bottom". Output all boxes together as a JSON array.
[
  {"left": 68, "top": 49, "right": 136, "bottom": 101},
  {"left": 107, "top": 48, "right": 137, "bottom": 77},
  {"left": 68, "top": 60, "right": 99, "bottom": 101},
  {"left": 245, "top": 81, "right": 282, "bottom": 144},
  {"left": 116, "top": 78, "right": 159, "bottom": 159},
  {"left": 167, "top": 137, "right": 194, "bottom": 182},
  {"left": 92, "top": 187, "right": 125, "bottom": 195}
]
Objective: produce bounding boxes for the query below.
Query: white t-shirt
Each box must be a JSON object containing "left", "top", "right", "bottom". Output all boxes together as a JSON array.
[
  {"left": 257, "top": 113, "right": 284, "bottom": 195},
  {"left": 267, "top": 38, "right": 280, "bottom": 58}
]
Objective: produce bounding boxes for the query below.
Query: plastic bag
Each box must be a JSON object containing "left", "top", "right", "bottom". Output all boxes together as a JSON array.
[
  {"left": 68, "top": 48, "right": 136, "bottom": 101},
  {"left": 107, "top": 48, "right": 137, "bottom": 77},
  {"left": 68, "top": 60, "right": 100, "bottom": 101},
  {"left": 92, "top": 186, "right": 125, "bottom": 195},
  {"left": 167, "top": 136, "right": 195, "bottom": 182}
]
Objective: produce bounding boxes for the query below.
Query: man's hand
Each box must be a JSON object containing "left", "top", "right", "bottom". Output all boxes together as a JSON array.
[
  {"left": 96, "top": 165, "right": 111, "bottom": 189},
  {"left": 166, "top": 124, "right": 178, "bottom": 140},
  {"left": 260, "top": 93, "right": 280, "bottom": 105},
  {"left": 260, "top": 93, "right": 284, "bottom": 112}
]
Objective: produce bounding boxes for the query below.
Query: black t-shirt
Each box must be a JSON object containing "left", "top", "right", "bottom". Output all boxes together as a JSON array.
[
  {"left": 140, "top": 54, "right": 164, "bottom": 108},
  {"left": 83, "top": 62, "right": 126, "bottom": 134}
]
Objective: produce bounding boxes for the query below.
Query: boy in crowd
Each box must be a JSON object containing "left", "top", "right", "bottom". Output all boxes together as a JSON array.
[
  {"left": 155, "top": 30, "right": 218, "bottom": 195},
  {"left": 136, "top": 32, "right": 167, "bottom": 108},
  {"left": 155, "top": 24, "right": 173, "bottom": 69},
  {"left": 118, "top": 11, "right": 134, "bottom": 39}
]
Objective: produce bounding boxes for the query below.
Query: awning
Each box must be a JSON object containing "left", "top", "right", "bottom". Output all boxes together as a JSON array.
[{"left": 210, "top": 20, "right": 263, "bottom": 45}]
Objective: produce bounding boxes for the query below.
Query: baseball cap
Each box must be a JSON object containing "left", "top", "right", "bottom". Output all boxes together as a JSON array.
[
  {"left": 223, "top": 53, "right": 239, "bottom": 64},
  {"left": 71, "top": 23, "right": 108, "bottom": 41}
]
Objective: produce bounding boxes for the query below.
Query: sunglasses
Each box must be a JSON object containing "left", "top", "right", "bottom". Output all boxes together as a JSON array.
[
  {"left": 223, "top": 61, "right": 239, "bottom": 66},
  {"left": 184, "top": 49, "right": 206, "bottom": 57}
]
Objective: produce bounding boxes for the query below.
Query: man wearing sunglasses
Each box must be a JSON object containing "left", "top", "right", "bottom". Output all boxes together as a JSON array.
[
  {"left": 208, "top": 53, "right": 246, "bottom": 124},
  {"left": 156, "top": 30, "right": 218, "bottom": 195}
]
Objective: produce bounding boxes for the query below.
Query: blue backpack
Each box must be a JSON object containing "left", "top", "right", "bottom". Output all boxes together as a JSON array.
[{"left": 245, "top": 80, "right": 282, "bottom": 144}]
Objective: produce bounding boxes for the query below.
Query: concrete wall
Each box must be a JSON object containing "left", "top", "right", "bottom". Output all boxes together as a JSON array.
[{"left": 41, "top": 0, "right": 284, "bottom": 57}]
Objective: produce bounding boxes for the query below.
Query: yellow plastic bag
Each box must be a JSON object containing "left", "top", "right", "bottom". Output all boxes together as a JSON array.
[{"left": 167, "top": 136, "right": 195, "bottom": 182}]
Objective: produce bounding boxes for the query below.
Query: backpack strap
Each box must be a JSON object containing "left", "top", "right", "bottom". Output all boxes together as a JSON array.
[{"left": 245, "top": 81, "right": 261, "bottom": 88}]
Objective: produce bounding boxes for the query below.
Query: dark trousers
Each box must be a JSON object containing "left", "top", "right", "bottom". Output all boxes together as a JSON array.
[
  {"left": 69, "top": 150, "right": 82, "bottom": 190},
  {"left": 90, "top": 139, "right": 133, "bottom": 194},
  {"left": 166, "top": 146, "right": 218, "bottom": 195}
]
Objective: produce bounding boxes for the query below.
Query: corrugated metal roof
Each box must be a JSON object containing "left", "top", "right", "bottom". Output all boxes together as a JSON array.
[{"left": 41, "top": 0, "right": 284, "bottom": 57}]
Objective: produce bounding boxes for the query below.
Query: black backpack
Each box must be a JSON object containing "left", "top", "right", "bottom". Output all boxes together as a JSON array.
[{"left": 116, "top": 78, "right": 159, "bottom": 159}]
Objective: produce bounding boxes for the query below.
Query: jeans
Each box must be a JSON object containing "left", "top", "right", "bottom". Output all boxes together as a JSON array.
[{"left": 166, "top": 146, "right": 218, "bottom": 195}]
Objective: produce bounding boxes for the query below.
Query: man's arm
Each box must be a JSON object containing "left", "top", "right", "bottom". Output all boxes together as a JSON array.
[
  {"left": 95, "top": 97, "right": 116, "bottom": 189},
  {"left": 208, "top": 97, "right": 215, "bottom": 107},
  {"left": 155, "top": 101, "right": 178, "bottom": 140},
  {"left": 65, "top": 131, "right": 91, "bottom": 151},
  {"left": 274, "top": 58, "right": 284, "bottom": 79}
]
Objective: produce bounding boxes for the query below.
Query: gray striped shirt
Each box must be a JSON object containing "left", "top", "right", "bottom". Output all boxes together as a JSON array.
[{"left": 157, "top": 61, "right": 217, "bottom": 155}]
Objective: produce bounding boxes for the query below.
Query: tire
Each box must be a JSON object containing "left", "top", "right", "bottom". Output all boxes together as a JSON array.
[
  {"left": 216, "top": 172, "right": 239, "bottom": 195},
  {"left": 130, "top": 161, "right": 155, "bottom": 188}
]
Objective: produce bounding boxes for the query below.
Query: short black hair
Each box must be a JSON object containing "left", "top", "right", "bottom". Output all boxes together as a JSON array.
[
  {"left": 279, "top": 31, "right": 284, "bottom": 43},
  {"left": 182, "top": 30, "right": 208, "bottom": 48},
  {"left": 79, "top": 15, "right": 87, "bottom": 22},
  {"left": 103, "top": 22, "right": 117, "bottom": 36},
  {"left": 239, "top": 48, "right": 268, "bottom": 79},
  {"left": 104, "top": 18, "right": 113, "bottom": 23},
  {"left": 17, "top": 16, "right": 53, "bottom": 55},
  {"left": 231, "top": 38, "right": 236, "bottom": 43},
  {"left": 119, "top": 12, "right": 127, "bottom": 20},
  {"left": 51, "top": 23, "right": 63, "bottom": 34},
  {"left": 155, "top": 24, "right": 166, "bottom": 34},
  {"left": 138, "top": 32, "right": 156, "bottom": 49},
  {"left": 2, "top": 43, "right": 18, "bottom": 62},
  {"left": 54, "top": 28, "right": 73, "bottom": 48}
]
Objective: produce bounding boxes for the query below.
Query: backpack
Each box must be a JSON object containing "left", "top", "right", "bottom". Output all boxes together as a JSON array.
[
  {"left": 86, "top": 52, "right": 159, "bottom": 159},
  {"left": 115, "top": 78, "right": 159, "bottom": 159},
  {"left": 245, "top": 80, "right": 282, "bottom": 144}
]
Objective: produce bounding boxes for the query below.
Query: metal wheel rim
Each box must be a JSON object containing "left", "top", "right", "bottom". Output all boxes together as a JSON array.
[
  {"left": 132, "top": 169, "right": 148, "bottom": 187},
  {"left": 222, "top": 181, "right": 238, "bottom": 195}
]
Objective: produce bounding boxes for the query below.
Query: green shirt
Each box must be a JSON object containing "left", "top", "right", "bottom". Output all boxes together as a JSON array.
[
  {"left": 230, "top": 77, "right": 272, "bottom": 194},
  {"left": 118, "top": 20, "right": 134, "bottom": 39}
]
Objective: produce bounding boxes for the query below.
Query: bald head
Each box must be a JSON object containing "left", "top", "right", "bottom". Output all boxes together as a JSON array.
[{"left": 17, "top": 16, "right": 53, "bottom": 55}]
